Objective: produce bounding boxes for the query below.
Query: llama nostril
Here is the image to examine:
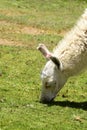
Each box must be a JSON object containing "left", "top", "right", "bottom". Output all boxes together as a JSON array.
[
  {"left": 40, "top": 98, "right": 50, "bottom": 104},
  {"left": 40, "top": 97, "right": 55, "bottom": 104}
]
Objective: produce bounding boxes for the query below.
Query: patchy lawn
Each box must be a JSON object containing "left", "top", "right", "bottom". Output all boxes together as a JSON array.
[{"left": 0, "top": 0, "right": 87, "bottom": 130}]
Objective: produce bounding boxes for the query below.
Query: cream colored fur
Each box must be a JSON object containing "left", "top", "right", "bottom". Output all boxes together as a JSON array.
[{"left": 54, "top": 9, "right": 87, "bottom": 77}]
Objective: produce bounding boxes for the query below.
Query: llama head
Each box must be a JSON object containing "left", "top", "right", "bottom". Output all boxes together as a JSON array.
[
  {"left": 40, "top": 60, "right": 67, "bottom": 103},
  {"left": 37, "top": 44, "right": 67, "bottom": 103}
]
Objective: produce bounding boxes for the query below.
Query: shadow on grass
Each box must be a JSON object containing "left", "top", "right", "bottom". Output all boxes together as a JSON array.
[{"left": 48, "top": 100, "right": 87, "bottom": 111}]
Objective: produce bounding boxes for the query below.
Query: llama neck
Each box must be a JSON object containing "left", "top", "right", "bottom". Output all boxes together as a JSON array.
[{"left": 53, "top": 13, "right": 87, "bottom": 78}]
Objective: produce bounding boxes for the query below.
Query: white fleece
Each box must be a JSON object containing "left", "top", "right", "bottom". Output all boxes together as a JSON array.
[{"left": 53, "top": 9, "right": 87, "bottom": 77}]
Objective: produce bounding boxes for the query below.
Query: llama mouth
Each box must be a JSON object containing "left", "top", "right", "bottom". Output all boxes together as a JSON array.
[{"left": 40, "top": 97, "right": 55, "bottom": 104}]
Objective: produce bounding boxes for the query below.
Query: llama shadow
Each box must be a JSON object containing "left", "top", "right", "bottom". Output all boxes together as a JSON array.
[{"left": 48, "top": 100, "right": 87, "bottom": 111}]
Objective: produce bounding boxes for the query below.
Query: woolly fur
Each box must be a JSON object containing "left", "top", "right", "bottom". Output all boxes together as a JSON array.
[{"left": 53, "top": 9, "right": 87, "bottom": 77}]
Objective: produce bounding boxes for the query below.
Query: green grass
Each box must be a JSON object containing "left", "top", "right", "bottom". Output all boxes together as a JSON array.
[
  {"left": 0, "top": 0, "right": 86, "bottom": 30},
  {"left": 0, "top": 0, "right": 87, "bottom": 130}
]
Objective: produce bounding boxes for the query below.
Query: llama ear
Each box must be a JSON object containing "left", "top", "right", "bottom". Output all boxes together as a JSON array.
[
  {"left": 50, "top": 56, "right": 63, "bottom": 70},
  {"left": 37, "top": 44, "right": 52, "bottom": 60},
  {"left": 37, "top": 44, "right": 61, "bottom": 69},
  {"left": 50, "top": 56, "right": 60, "bottom": 69},
  {"left": 37, "top": 44, "right": 52, "bottom": 59}
]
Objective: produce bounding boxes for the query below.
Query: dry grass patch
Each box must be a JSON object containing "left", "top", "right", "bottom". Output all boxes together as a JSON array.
[{"left": 0, "top": 38, "right": 25, "bottom": 47}]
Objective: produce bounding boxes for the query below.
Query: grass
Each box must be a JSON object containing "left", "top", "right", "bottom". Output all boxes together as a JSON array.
[{"left": 0, "top": 0, "right": 87, "bottom": 130}]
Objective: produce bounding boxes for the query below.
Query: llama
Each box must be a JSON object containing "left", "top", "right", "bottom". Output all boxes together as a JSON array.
[{"left": 37, "top": 9, "right": 87, "bottom": 103}]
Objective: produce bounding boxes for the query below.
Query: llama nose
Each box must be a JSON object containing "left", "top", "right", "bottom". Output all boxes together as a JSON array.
[
  {"left": 40, "top": 97, "right": 49, "bottom": 103},
  {"left": 40, "top": 97, "right": 54, "bottom": 104}
]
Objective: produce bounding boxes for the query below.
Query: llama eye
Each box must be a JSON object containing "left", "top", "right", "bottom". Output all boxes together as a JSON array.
[
  {"left": 54, "top": 82, "right": 56, "bottom": 85},
  {"left": 45, "top": 82, "right": 50, "bottom": 89}
]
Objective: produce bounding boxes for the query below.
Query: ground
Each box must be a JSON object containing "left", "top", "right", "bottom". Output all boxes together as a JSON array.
[{"left": 0, "top": 0, "right": 87, "bottom": 130}]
